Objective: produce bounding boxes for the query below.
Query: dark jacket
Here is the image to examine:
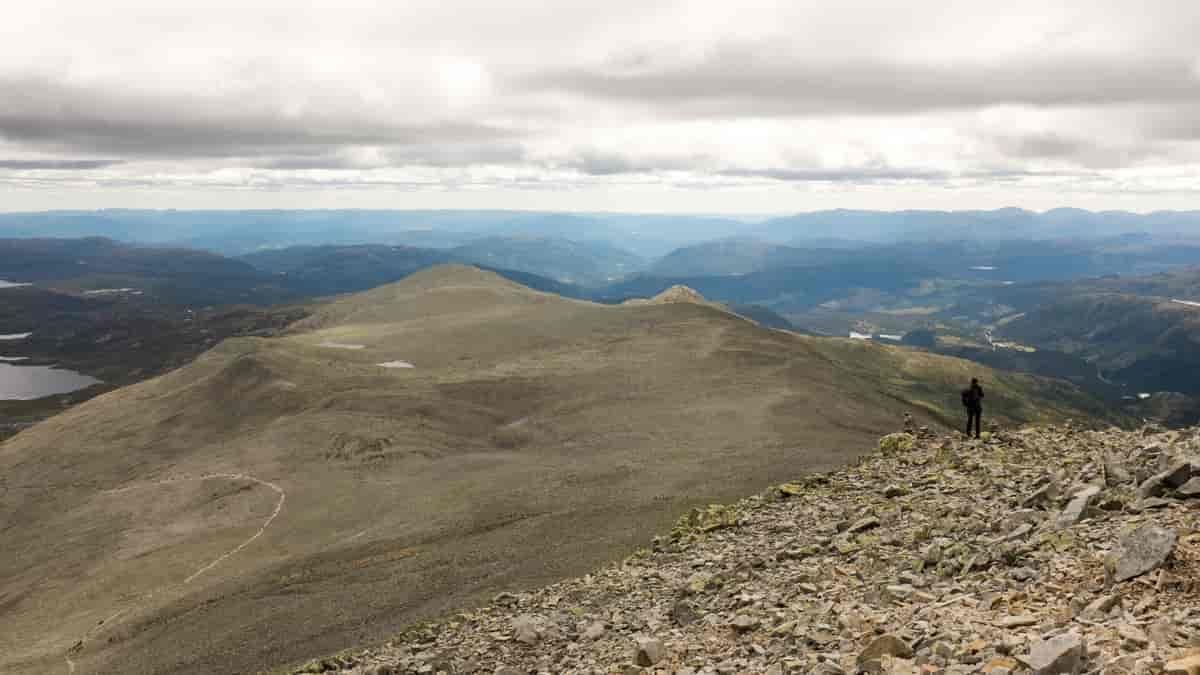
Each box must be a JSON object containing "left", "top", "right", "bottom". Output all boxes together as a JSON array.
[{"left": 962, "top": 384, "right": 984, "bottom": 410}]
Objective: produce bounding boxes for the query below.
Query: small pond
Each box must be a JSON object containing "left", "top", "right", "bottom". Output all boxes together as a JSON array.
[{"left": 0, "top": 363, "right": 102, "bottom": 400}]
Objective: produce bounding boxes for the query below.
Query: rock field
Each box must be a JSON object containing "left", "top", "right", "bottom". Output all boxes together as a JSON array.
[{"left": 296, "top": 420, "right": 1200, "bottom": 675}]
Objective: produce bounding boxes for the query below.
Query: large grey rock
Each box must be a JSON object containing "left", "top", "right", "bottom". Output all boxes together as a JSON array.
[
  {"left": 1023, "top": 633, "right": 1085, "bottom": 675},
  {"left": 1161, "top": 460, "right": 1195, "bottom": 488},
  {"left": 1057, "top": 486, "right": 1101, "bottom": 528},
  {"left": 1178, "top": 476, "right": 1200, "bottom": 497},
  {"left": 1117, "top": 624, "right": 1150, "bottom": 647},
  {"left": 1137, "top": 473, "right": 1168, "bottom": 500},
  {"left": 1104, "top": 455, "right": 1132, "bottom": 485},
  {"left": 634, "top": 636, "right": 666, "bottom": 666},
  {"left": 731, "top": 614, "right": 760, "bottom": 633},
  {"left": 1081, "top": 593, "right": 1120, "bottom": 620},
  {"left": 1023, "top": 481, "right": 1060, "bottom": 508},
  {"left": 671, "top": 599, "right": 699, "bottom": 626},
  {"left": 858, "top": 634, "right": 914, "bottom": 672},
  {"left": 1139, "top": 461, "right": 1196, "bottom": 499},
  {"left": 583, "top": 620, "right": 606, "bottom": 641},
  {"left": 512, "top": 614, "right": 541, "bottom": 644},
  {"left": 1114, "top": 525, "right": 1177, "bottom": 582}
]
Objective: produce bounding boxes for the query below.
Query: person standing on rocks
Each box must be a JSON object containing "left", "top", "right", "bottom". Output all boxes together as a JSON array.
[{"left": 961, "top": 377, "right": 984, "bottom": 438}]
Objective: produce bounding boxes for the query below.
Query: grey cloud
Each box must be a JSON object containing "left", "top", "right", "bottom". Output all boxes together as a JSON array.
[
  {"left": 388, "top": 143, "right": 529, "bottom": 168},
  {"left": 257, "top": 156, "right": 368, "bottom": 171},
  {"left": 719, "top": 167, "right": 949, "bottom": 182},
  {"left": 257, "top": 143, "right": 528, "bottom": 170},
  {"left": 517, "top": 42, "right": 1200, "bottom": 116},
  {"left": 986, "top": 130, "right": 1169, "bottom": 169},
  {"left": 0, "top": 77, "right": 520, "bottom": 159},
  {"left": 720, "top": 166, "right": 1071, "bottom": 183},
  {"left": 562, "top": 150, "right": 712, "bottom": 175},
  {"left": 0, "top": 158, "right": 123, "bottom": 169},
  {"left": 1138, "top": 104, "right": 1200, "bottom": 142},
  {"left": 993, "top": 132, "right": 1092, "bottom": 160}
]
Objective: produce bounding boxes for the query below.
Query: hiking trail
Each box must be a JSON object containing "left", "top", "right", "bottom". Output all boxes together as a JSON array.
[{"left": 64, "top": 473, "right": 286, "bottom": 674}]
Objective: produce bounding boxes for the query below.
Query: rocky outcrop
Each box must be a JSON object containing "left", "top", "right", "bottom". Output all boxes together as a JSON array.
[{"left": 297, "top": 425, "right": 1200, "bottom": 675}]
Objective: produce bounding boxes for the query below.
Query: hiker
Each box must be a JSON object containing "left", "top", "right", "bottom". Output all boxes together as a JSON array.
[{"left": 961, "top": 377, "right": 984, "bottom": 438}]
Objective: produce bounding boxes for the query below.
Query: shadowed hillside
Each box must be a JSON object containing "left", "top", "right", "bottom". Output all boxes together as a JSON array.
[{"left": 0, "top": 266, "right": 1119, "bottom": 675}]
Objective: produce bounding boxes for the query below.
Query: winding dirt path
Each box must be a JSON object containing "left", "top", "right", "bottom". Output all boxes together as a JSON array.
[{"left": 64, "top": 473, "right": 286, "bottom": 674}]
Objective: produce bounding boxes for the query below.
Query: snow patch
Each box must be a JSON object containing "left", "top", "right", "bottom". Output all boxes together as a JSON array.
[
  {"left": 0, "top": 333, "right": 32, "bottom": 340},
  {"left": 84, "top": 288, "right": 139, "bottom": 295},
  {"left": 378, "top": 361, "right": 415, "bottom": 369},
  {"left": 318, "top": 341, "right": 366, "bottom": 350}
]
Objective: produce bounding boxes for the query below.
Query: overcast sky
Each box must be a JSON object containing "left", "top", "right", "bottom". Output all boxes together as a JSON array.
[{"left": 3, "top": 0, "right": 1200, "bottom": 212}]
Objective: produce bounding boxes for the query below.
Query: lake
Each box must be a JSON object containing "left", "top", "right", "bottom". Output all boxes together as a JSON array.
[
  {"left": 0, "top": 280, "right": 32, "bottom": 288},
  {"left": 0, "top": 363, "right": 102, "bottom": 400}
]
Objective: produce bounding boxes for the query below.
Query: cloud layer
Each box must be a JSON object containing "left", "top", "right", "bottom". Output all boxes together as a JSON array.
[{"left": 2, "top": 0, "right": 1200, "bottom": 210}]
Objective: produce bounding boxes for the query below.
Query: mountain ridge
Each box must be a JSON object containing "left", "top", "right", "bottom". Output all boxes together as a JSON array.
[{"left": 0, "top": 265, "right": 1120, "bottom": 674}]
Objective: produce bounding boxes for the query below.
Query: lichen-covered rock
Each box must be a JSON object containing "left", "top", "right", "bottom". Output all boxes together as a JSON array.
[
  {"left": 1114, "top": 525, "right": 1177, "bottom": 582},
  {"left": 879, "top": 432, "right": 914, "bottom": 454}
]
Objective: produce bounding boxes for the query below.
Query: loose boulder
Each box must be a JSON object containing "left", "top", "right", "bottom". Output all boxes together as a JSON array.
[
  {"left": 512, "top": 615, "right": 541, "bottom": 644},
  {"left": 1023, "top": 633, "right": 1085, "bottom": 675},
  {"left": 1057, "top": 486, "right": 1100, "bottom": 528},
  {"left": 1114, "top": 525, "right": 1177, "bottom": 582},
  {"left": 858, "top": 634, "right": 914, "bottom": 672},
  {"left": 1177, "top": 476, "right": 1200, "bottom": 497},
  {"left": 633, "top": 636, "right": 666, "bottom": 666}
]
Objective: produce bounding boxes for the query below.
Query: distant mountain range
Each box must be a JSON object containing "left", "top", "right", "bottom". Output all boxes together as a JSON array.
[
  {"left": 4, "top": 207, "right": 1200, "bottom": 259},
  {"left": 752, "top": 208, "right": 1200, "bottom": 243},
  {"left": 6, "top": 231, "right": 1200, "bottom": 423},
  {"left": 447, "top": 235, "right": 645, "bottom": 285},
  {"left": 0, "top": 209, "right": 749, "bottom": 258}
]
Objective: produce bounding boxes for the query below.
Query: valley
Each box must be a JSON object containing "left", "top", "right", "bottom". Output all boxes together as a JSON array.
[
  {"left": 0, "top": 265, "right": 1117, "bottom": 674},
  {"left": 5, "top": 219, "right": 1200, "bottom": 437}
]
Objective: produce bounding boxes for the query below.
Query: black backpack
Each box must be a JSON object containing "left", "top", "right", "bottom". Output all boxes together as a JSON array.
[{"left": 961, "top": 388, "right": 971, "bottom": 408}]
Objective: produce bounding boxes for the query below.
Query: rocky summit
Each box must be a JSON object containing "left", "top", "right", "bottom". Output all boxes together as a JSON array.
[{"left": 297, "top": 423, "right": 1200, "bottom": 675}]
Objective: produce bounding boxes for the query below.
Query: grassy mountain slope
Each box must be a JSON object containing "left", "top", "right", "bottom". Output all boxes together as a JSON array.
[
  {"left": 1000, "top": 292, "right": 1200, "bottom": 395},
  {"left": 0, "top": 266, "right": 1118, "bottom": 675}
]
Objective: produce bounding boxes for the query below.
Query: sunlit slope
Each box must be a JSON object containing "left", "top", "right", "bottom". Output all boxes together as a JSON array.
[{"left": 0, "top": 265, "right": 1117, "bottom": 675}]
